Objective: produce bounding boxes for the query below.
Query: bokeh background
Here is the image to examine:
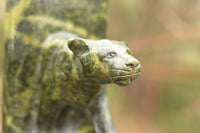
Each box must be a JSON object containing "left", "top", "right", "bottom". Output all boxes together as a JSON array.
[{"left": 1, "top": 0, "right": 200, "bottom": 133}]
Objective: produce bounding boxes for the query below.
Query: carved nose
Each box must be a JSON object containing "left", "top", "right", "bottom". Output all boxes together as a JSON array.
[{"left": 126, "top": 60, "right": 140, "bottom": 68}]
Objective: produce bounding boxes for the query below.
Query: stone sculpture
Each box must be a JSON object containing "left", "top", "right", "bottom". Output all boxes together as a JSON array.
[{"left": 3, "top": 0, "right": 141, "bottom": 133}]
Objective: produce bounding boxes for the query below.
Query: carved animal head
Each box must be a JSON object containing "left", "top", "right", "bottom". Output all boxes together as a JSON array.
[{"left": 68, "top": 38, "right": 141, "bottom": 86}]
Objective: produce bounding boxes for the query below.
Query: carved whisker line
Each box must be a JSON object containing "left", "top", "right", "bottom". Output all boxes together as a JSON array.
[
  {"left": 110, "top": 68, "right": 131, "bottom": 72},
  {"left": 133, "top": 72, "right": 141, "bottom": 76},
  {"left": 112, "top": 75, "right": 131, "bottom": 79}
]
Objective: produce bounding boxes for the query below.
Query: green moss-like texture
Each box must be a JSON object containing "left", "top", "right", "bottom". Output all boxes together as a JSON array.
[{"left": 3, "top": 0, "right": 141, "bottom": 133}]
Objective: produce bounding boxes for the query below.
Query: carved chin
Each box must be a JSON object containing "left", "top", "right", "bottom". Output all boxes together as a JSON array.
[{"left": 114, "top": 78, "right": 132, "bottom": 86}]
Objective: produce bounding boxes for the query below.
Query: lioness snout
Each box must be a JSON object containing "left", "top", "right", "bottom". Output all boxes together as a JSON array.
[{"left": 126, "top": 58, "right": 140, "bottom": 69}]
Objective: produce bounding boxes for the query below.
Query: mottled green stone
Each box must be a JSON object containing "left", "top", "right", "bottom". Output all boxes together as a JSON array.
[{"left": 3, "top": 0, "right": 141, "bottom": 133}]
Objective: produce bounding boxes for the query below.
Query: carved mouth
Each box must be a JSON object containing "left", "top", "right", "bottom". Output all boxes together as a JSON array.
[
  {"left": 132, "top": 64, "right": 142, "bottom": 80},
  {"left": 111, "top": 65, "right": 141, "bottom": 86},
  {"left": 134, "top": 64, "right": 142, "bottom": 73},
  {"left": 131, "top": 72, "right": 141, "bottom": 81}
]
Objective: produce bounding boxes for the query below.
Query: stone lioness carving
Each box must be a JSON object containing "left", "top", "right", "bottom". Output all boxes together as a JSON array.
[
  {"left": 34, "top": 32, "right": 141, "bottom": 133},
  {"left": 4, "top": 0, "right": 141, "bottom": 133},
  {"left": 3, "top": 31, "right": 141, "bottom": 133}
]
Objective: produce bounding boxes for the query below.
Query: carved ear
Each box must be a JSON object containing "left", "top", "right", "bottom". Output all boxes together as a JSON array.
[{"left": 68, "top": 38, "right": 90, "bottom": 56}]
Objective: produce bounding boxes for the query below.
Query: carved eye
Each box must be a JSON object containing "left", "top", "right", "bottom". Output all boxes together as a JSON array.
[{"left": 104, "top": 52, "right": 117, "bottom": 59}]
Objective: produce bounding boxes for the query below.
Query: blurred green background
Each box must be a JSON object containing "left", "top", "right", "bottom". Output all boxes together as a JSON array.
[{"left": 1, "top": 0, "right": 200, "bottom": 133}]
